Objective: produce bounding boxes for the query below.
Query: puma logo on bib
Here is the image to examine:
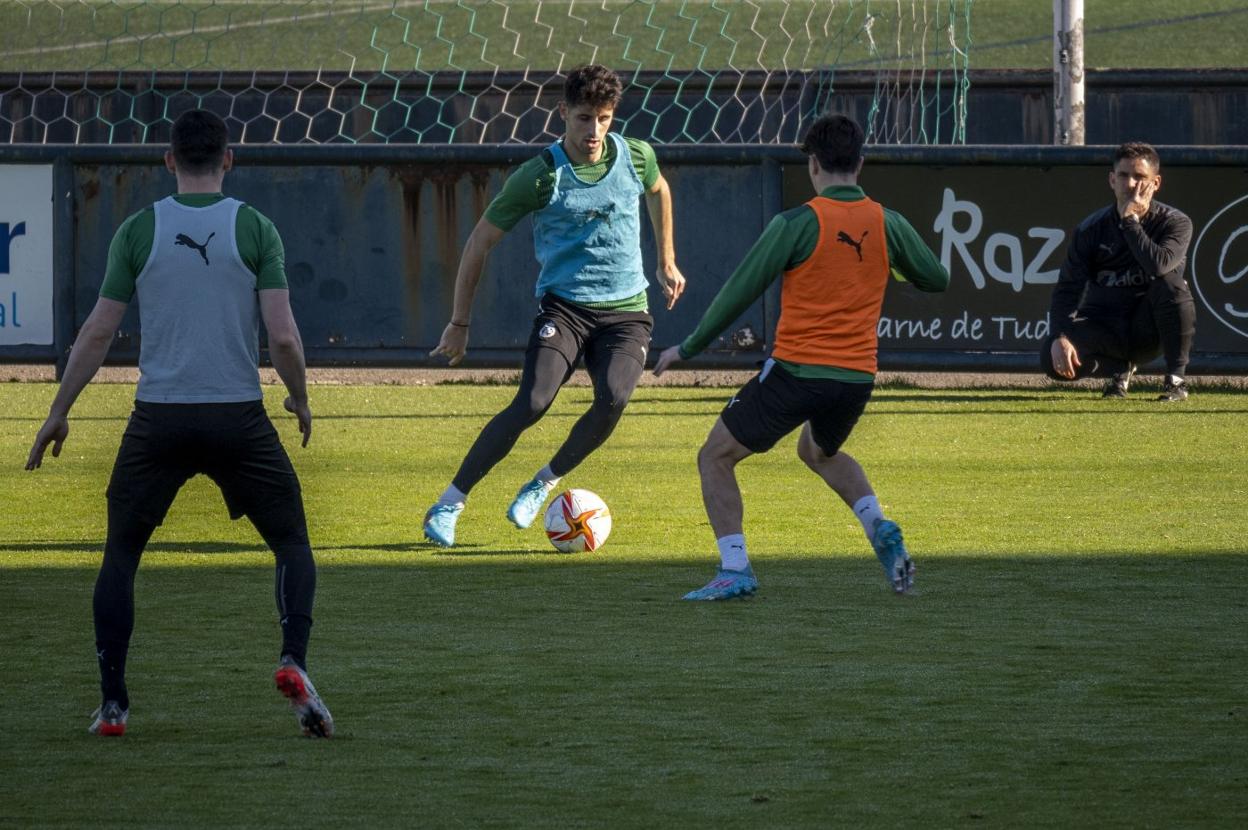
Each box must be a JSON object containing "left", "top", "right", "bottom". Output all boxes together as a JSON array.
[
  {"left": 175, "top": 232, "right": 215, "bottom": 266},
  {"left": 836, "top": 229, "right": 868, "bottom": 262}
]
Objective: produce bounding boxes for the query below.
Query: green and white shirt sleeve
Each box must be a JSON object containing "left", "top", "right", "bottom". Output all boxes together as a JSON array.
[
  {"left": 678, "top": 210, "right": 802, "bottom": 359},
  {"left": 483, "top": 136, "right": 660, "bottom": 232},
  {"left": 482, "top": 155, "right": 554, "bottom": 232},
  {"left": 481, "top": 137, "right": 658, "bottom": 313},
  {"left": 678, "top": 185, "right": 949, "bottom": 364},
  {"left": 236, "top": 204, "right": 289, "bottom": 289},
  {"left": 98, "top": 194, "right": 287, "bottom": 302},
  {"left": 882, "top": 206, "right": 949, "bottom": 292}
]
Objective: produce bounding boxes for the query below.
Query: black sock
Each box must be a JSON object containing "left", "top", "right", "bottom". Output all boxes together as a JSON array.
[
  {"left": 250, "top": 489, "right": 318, "bottom": 677},
  {"left": 97, "top": 643, "right": 129, "bottom": 710},
  {"left": 279, "top": 614, "right": 312, "bottom": 671}
]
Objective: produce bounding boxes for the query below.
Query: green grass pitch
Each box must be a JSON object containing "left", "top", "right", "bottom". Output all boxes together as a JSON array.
[
  {"left": 1, "top": 381, "right": 1246, "bottom": 827},
  {"left": 2, "top": 0, "right": 1246, "bottom": 73}
]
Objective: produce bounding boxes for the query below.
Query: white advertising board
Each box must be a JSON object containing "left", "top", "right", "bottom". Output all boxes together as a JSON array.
[{"left": 0, "top": 165, "right": 54, "bottom": 345}]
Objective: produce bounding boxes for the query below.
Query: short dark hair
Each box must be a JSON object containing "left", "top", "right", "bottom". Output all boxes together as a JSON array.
[
  {"left": 171, "top": 109, "right": 229, "bottom": 175},
  {"left": 799, "top": 114, "right": 865, "bottom": 174},
  {"left": 564, "top": 64, "right": 624, "bottom": 110},
  {"left": 1113, "top": 141, "right": 1161, "bottom": 173}
]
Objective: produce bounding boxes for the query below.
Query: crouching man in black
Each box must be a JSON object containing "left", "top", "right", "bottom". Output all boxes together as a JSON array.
[{"left": 1042, "top": 142, "right": 1196, "bottom": 401}]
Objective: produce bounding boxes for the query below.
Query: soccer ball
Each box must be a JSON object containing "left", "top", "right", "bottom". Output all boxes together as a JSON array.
[{"left": 543, "top": 489, "right": 612, "bottom": 553}]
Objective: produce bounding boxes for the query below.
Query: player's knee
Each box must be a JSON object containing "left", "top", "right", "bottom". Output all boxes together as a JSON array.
[
  {"left": 697, "top": 437, "right": 733, "bottom": 473},
  {"left": 696, "top": 442, "right": 716, "bottom": 473},
  {"left": 514, "top": 392, "right": 556, "bottom": 424},
  {"left": 590, "top": 392, "right": 628, "bottom": 427},
  {"left": 271, "top": 539, "right": 314, "bottom": 565},
  {"left": 249, "top": 503, "right": 309, "bottom": 551},
  {"left": 1148, "top": 274, "right": 1188, "bottom": 303},
  {"left": 796, "top": 438, "right": 823, "bottom": 468}
]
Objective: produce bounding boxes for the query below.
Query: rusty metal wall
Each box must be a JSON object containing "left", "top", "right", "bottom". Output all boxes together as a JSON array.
[
  {"left": 3, "top": 143, "right": 1248, "bottom": 373},
  {"left": 62, "top": 147, "right": 779, "bottom": 367}
]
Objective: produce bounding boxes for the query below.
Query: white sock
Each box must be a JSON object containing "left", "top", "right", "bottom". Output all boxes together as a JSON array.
[
  {"left": 852, "top": 495, "right": 885, "bottom": 542},
  {"left": 535, "top": 464, "right": 561, "bottom": 489},
  {"left": 716, "top": 533, "right": 749, "bottom": 571},
  {"left": 437, "top": 484, "right": 467, "bottom": 507},
  {"left": 1168, "top": 374, "right": 1184, "bottom": 386}
]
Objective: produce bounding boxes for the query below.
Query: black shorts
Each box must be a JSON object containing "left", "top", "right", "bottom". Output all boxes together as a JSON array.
[
  {"left": 106, "top": 400, "right": 304, "bottom": 527},
  {"left": 721, "top": 359, "right": 874, "bottom": 456},
  {"left": 526, "top": 292, "right": 653, "bottom": 378}
]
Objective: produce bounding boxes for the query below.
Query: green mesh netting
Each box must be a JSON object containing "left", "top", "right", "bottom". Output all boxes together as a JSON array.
[{"left": 0, "top": 1, "right": 971, "bottom": 144}]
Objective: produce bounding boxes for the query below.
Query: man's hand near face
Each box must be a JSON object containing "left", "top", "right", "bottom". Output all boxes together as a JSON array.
[{"left": 1120, "top": 179, "right": 1157, "bottom": 221}]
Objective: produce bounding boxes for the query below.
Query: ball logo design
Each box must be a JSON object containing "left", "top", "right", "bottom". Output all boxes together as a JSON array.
[
  {"left": 543, "top": 489, "right": 612, "bottom": 553},
  {"left": 1191, "top": 193, "right": 1248, "bottom": 338}
]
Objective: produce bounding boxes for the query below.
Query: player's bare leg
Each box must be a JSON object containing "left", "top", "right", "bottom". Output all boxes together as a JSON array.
[
  {"left": 796, "top": 424, "right": 914, "bottom": 594},
  {"left": 697, "top": 418, "right": 753, "bottom": 539},
  {"left": 684, "top": 418, "right": 758, "bottom": 600}
]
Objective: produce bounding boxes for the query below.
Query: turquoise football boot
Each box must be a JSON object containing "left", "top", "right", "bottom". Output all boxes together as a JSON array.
[
  {"left": 871, "top": 518, "right": 915, "bottom": 594},
  {"left": 506, "top": 479, "right": 552, "bottom": 529},
  {"left": 423, "top": 502, "right": 464, "bottom": 547},
  {"left": 682, "top": 565, "right": 758, "bottom": 601}
]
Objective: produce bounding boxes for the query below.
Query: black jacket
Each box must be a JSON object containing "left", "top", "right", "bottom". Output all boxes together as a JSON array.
[{"left": 1049, "top": 200, "right": 1192, "bottom": 335}]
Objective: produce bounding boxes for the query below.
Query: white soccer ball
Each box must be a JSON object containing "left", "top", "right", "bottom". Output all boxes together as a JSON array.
[{"left": 543, "top": 488, "right": 612, "bottom": 553}]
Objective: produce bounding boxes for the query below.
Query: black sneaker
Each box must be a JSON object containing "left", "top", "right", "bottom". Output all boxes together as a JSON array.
[
  {"left": 1102, "top": 365, "right": 1135, "bottom": 398},
  {"left": 1157, "top": 378, "right": 1189, "bottom": 402}
]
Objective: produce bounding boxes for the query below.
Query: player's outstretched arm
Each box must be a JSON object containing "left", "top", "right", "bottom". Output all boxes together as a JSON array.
[
  {"left": 654, "top": 212, "right": 794, "bottom": 377},
  {"left": 260, "top": 288, "right": 312, "bottom": 448},
  {"left": 430, "top": 217, "right": 506, "bottom": 366},
  {"left": 883, "top": 208, "right": 949, "bottom": 292},
  {"left": 644, "top": 174, "right": 686, "bottom": 310},
  {"left": 26, "top": 297, "right": 127, "bottom": 470}
]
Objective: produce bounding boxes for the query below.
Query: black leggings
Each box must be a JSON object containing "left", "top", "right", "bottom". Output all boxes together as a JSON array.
[
  {"left": 452, "top": 345, "right": 645, "bottom": 493},
  {"left": 93, "top": 498, "right": 317, "bottom": 703},
  {"left": 94, "top": 401, "right": 318, "bottom": 704}
]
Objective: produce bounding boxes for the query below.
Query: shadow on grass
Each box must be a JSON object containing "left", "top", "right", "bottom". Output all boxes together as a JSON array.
[
  {"left": 5, "top": 544, "right": 1243, "bottom": 565},
  {"left": 0, "top": 415, "right": 129, "bottom": 422},
  {"left": 0, "top": 540, "right": 506, "bottom": 555},
  {"left": 868, "top": 406, "right": 1248, "bottom": 415},
  {"left": 2, "top": 553, "right": 1243, "bottom": 829},
  {"left": 0, "top": 540, "right": 258, "bottom": 554},
  {"left": 627, "top": 393, "right": 734, "bottom": 404},
  {"left": 430, "top": 547, "right": 572, "bottom": 558}
]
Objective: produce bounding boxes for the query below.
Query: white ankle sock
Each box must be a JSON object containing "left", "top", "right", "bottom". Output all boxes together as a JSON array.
[
  {"left": 535, "top": 464, "right": 561, "bottom": 488},
  {"left": 716, "top": 533, "right": 749, "bottom": 571},
  {"left": 852, "top": 495, "right": 885, "bottom": 541},
  {"left": 437, "top": 484, "right": 467, "bottom": 506},
  {"left": 1167, "top": 374, "right": 1185, "bottom": 386}
]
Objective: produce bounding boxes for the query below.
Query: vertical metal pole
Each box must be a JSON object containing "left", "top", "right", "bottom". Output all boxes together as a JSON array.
[{"left": 1053, "top": 0, "right": 1085, "bottom": 145}]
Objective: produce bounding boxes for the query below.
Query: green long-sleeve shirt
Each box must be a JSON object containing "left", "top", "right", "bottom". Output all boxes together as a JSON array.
[{"left": 678, "top": 185, "right": 949, "bottom": 380}]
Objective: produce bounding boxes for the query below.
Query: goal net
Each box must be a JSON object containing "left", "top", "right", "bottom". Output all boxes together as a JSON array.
[{"left": 0, "top": 0, "right": 972, "bottom": 145}]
